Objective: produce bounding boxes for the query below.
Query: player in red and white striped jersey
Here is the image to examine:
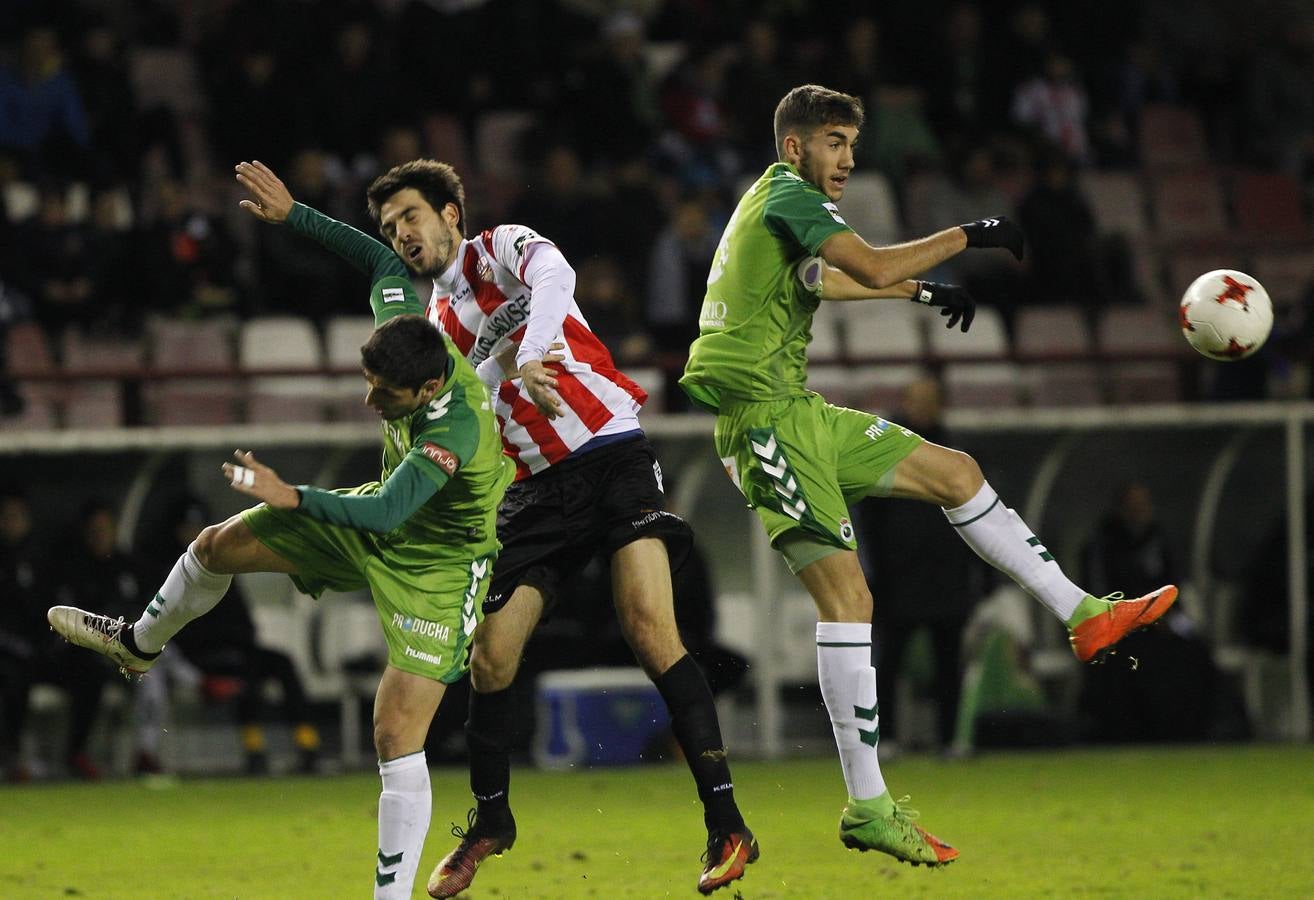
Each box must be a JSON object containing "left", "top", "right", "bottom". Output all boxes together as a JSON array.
[{"left": 366, "top": 161, "right": 756, "bottom": 897}]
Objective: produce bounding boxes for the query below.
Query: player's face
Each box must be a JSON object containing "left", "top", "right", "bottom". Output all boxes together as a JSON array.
[
  {"left": 378, "top": 189, "right": 461, "bottom": 278},
  {"left": 791, "top": 124, "right": 858, "bottom": 201},
  {"left": 362, "top": 368, "right": 439, "bottom": 420}
]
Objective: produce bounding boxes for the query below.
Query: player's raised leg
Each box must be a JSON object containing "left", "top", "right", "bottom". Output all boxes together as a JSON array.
[
  {"left": 796, "top": 549, "right": 960, "bottom": 866},
  {"left": 374, "top": 666, "right": 445, "bottom": 900},
  {"left": 48, "top": 514, "right": 292, "bottom": 675},
  {"left": 890, "top": 442, "right": 1178, "bottom": 662},
  {"left": 611, "top": 536, "right": 757, "bottom": 894},
  {"left": 427, "top": 585, "right": 542, "bottom": 899}
]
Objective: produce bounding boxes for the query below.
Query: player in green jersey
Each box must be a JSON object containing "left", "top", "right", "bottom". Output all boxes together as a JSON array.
[
  {"left": 681, "top": 84, "right": 1178, "bottom": 868},
  {"left": 49, "top": 207, "right": 512, "bottom": 900}
]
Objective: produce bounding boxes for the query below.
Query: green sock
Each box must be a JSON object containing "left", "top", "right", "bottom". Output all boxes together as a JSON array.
[
  {"left": 848, "top": 791, "right": 896, "bottom": 817},
  {"left": 1065, "top": 594, "right": 1108, "bottom": 629}
]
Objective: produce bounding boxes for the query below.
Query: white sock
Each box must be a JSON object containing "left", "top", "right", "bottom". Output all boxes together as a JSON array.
[
  {"left": 133, "top": 543, "right": 232, "bottom": 653},
  {"left": 816, "top": 622, "right": 886, "bottom": 801},
  {"left": 376, "top": 750, "right": 431, "bottom": 900},
  {"left": 944, "top": 481, "right": 1087, "bottom": 622}
]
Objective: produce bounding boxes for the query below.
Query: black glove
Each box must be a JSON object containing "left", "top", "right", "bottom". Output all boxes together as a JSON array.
[
  {"left": 959, "top": 215, "right": 1024, "bottom": 260},
  {"left": 911, "top": 281, "right": 976, "bottom": 332}
]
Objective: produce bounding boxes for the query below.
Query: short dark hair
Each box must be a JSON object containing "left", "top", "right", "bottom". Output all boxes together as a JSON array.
[
  {"left": 773, "top": 84, "right": 865, "bottom": 159},
  {"left": 366, "top": 159, "right": 467, "bottom": 236},
  {"left": 360, "top": 314, "right": 449, "bottom": 392}
]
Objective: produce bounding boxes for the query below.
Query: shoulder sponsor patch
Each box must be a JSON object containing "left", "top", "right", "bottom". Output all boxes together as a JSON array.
[
  {"left": 822, "top": 202, "right": 847, "bottom": 225},
  {"left": 382, "top": 287, "right": 406, "bottom": 304},
  {"left": 420, "top": 442, "right": 459, "bottom": 475}
]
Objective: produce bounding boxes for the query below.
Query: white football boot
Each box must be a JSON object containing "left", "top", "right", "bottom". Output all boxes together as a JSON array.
[{"left": 47, "top": 606, "right": 157, "bottom": 676}]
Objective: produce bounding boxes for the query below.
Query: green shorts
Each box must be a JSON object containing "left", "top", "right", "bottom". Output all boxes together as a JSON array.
[
  {"left": 714, "top": 393, "right": 923, "bottom": 571},
  {"left": 242, "top": 495, "right": 493, "bottom": 684}
]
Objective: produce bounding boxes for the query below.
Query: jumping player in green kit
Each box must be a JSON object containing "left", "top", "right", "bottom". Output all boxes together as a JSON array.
[
  {"left": 48, "top": 163, "right": 513, "bottom": 900},
  {"left": 681, "top": 85, "right": 1178, "bottom": 867}
]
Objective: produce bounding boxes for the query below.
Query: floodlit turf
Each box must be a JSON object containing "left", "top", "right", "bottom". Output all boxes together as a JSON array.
[{"left": 3, "top": 744, "right": 1312, "bottom": 898}]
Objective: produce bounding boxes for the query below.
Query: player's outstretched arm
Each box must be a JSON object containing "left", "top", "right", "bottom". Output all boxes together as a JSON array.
[
  {"left": 799, "top": 258, "right": 976, "bottom": 332},
  {"left": 818, "top": 215, "right": 1023, "bottom": 290},
  {"left": 235, "top": 160, "right": 408, "bottom": 285},
  {"left": 223, "top": 449, "right": 440, "bottom": 533}
]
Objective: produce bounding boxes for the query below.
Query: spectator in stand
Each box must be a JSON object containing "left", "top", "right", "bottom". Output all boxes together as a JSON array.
[
  {"left": 0, "top": 487, "right": 58, "bottom": 781},
  {"left": 507, "top": 143, "right": 603, "bottom": 262},
  {"left": 1011, "top": 52, "right": 1093, "bottom": 166},
  {"left": 42, "top": 499, "right": 149, "bottom": 778},
  {"left": 723, "top": 20, "right": 797, "bottom": 172},
  {"left": 657, "top": 45, "right": 737, "bottom": 190},
  {"left": 922, "top": 3, "right": 995, "bottom": 142},
  {"left": 1244, "top": 19, "right": 1314, "bottom": 180},
  {"left": 1016, "top": 149, "right": 1101, "bottom": 311},
  {"left": 19, "top": 185, "right": 97, "bottom": 335},
  {"left": 646, "top": 194, "right": 721, "bottom": 354},
  {"left": 597, "top": 155, "right": 672, "bottom": 294},
  {"left": 824, "top": 16, "right": 886, "bottom": 102},
  {"left": 137, "top": 178, "right": 241, "bottom": 319},
  {"left": 0, "top": 26, "right": 91, "bottom": 181},
  {"left": 1078, "top": 482, "right": 1223, "bottom": 742},
  {"left": 206, "top": 41, "right": 302, "bottom": 172},
  {"left": 252, "top": 148, "right": 358, "bottom": 320},
  {"left": 857, "top": 84, "right": 944, "bottom": 189},
  {"left": 574, "top": 256, "right": 651, "bottom": 366},
  {"left": 144, "top": 496, "right": 322, "bottom": 775},
  {"left": 566, "top": 12, "right": 662, "bottom": 165},
  {"left": 69, "top": 17, "right": 138, "bottom": 185},
  {"left": 313, "top": 16, "right": 398, "bottom": 170},
  {"left": 853, "top": 377, "right": 985, "bottom": 754}
]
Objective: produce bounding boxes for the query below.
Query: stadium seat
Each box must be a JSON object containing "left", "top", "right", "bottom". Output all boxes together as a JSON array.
[
  {"left": 238, "top": 317, "right": 328, "bottom": 423},
  {"left": 473, "top": 110, "right": 538, "bottom": 180},
  {"left": 5, "top": 322, "right": 56, "bottom": 377},
  {"left": 1096, "top": 306, "right": 1184, "bottom": 402},
  {"left": 900, "top": 170, "right": 950, "bottom": 238},
  {"left": 1250, "top": 249, "right": 1314, "bottom": 306},
  {"left": 808, "top": 363, "right": 924, "bottom": 415},
  {"left": 1026, "top": 363, "right": 1104, "bottom": 407},
  {"left": 1013, "top": 307, "right": 1092, "bottom": 359},
  {"left": 144, "top": 317, "right": 241, "bottom": 426},
  {"left": 942, "top": 362, "right": 1025, "bottom": 408},
  {"left": 323, "top": 315, "right": 376, "bottom": 422},
  {"left": 841, "top": 301, "right": 925, "bottom": 362},
  {"left": 1080, "top": 171, "right": 1150, "bottom": 238},
  {"left": 1232, "top": 170, "right": 1309, "bottom": 241},
  {"left": 3, "top": 384, "right": 58, "bottom": 430},
  {"left": 925, "top": 304, "right": 1009, "bottom": 360},
  {"left": 836, "top": 171, "right": 900, "bottom": 247},
  {"left": 1139, "top": 104, "right": 1209, "bottom": 169},
  {"left": 61, "top": 330, "right": 145, "bottom": 429},
  {"left": 1149, "top": 169, "right": 1228, "bottom": 241}
]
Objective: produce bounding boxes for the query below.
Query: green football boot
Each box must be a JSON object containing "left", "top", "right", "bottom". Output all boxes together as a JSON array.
[{"left": 839, "top": 794, "right": 959, "bottom": 867}]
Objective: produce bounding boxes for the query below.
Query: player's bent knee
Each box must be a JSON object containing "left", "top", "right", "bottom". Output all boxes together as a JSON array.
[
  {"left": 943, "top": 450, "right": 984, "bottom": 507},
  {"left": 469, "top": 651, "right": 516, "bottom": 693},
  {"left": 190, "top": 523, "right": 227, "bottom": 571}
]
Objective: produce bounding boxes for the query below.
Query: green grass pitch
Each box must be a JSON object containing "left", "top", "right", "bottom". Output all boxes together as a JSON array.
[{"left": 3, "top": 744, "right": 1312, "bottom": 898}]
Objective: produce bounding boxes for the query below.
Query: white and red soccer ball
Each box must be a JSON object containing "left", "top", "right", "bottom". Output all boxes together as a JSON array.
[{"left": 1178, "top": 269, "right": 1274, "bottom": 361}]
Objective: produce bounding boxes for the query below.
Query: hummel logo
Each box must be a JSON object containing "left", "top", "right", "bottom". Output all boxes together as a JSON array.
[{"left": 981, "top": 217, "right": 1000, "bottom": 227}]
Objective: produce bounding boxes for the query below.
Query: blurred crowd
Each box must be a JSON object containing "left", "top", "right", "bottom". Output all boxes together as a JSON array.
[{"left": 1, "top": 0, "right": 1313, "bottom": 392}]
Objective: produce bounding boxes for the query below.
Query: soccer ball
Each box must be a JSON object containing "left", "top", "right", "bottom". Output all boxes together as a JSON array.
[{"left": 1178, "top": 269, "right": 1273, "bottom": 361}]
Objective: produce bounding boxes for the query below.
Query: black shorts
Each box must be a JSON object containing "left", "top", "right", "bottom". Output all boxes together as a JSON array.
[{"left": 485, "top": 433, "right": 692, "bottom": 614}]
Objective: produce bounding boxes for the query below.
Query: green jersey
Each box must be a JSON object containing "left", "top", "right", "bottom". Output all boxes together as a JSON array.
[
  {"left": 283, "top": 201, "right": 512, "bottom": 560},
  {"left": 680, "top": 163, "right": 852, "bottom": 411}
]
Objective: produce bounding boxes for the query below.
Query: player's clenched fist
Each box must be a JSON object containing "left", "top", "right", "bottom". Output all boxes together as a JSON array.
[{"left": 958, "top": 215, "right": 1024, "bottom": 261}]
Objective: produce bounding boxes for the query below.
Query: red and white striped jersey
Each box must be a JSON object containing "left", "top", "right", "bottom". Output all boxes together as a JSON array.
[{"left": 427, "top": 224, "right": 647, "bottom": 480}]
